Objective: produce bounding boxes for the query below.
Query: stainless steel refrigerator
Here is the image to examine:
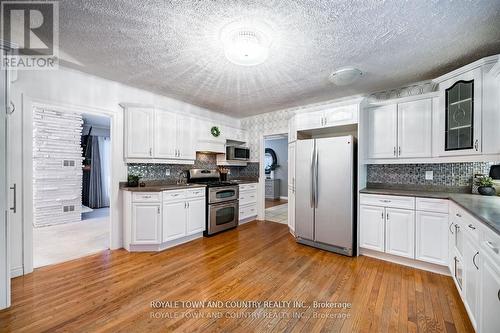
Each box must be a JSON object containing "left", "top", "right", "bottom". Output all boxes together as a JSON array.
[{"left": 295, "top": 135, "right": 356, "bottom": 256}]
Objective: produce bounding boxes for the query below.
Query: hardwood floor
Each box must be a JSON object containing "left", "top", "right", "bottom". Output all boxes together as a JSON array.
[
  {"left": 265, "top": 198, "right": 288, "bottom": 208},
  {"left": 0, "top": 221, "right": 473, "bottom": 332}
]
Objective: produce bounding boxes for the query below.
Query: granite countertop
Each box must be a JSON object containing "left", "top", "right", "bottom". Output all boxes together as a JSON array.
[
  {"left": 360, "top": 187, "right": 500, "bottom": 235},
  {"left": 121, "top": 183, "right": 206, "bottom": 192}
]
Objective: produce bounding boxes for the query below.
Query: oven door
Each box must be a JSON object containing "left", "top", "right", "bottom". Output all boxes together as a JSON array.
[
  {"left": 208, "top": 201, "right": 239, "bottom": 235},
  {"left": 209, "top": 186, "right": 239, "bottom": 204}
]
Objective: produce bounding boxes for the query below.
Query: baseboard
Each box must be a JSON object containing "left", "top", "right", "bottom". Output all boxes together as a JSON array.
[
  {"left": 11, "top": 266, "right": 24, "bottom": 278},
  {"left": 239, "top": 216, "right": 257, "bottom": 225},
  {"left": 128, "top": 232, "right": 203, "bottom": 252},
  {"left": 360, "top": 248, "right": 451, "bottom": 276},
  {"left": 280, "top": 196, "right": 288, "bottom": 200}
]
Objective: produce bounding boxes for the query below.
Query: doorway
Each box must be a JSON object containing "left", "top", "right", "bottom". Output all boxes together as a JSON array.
[
  {"left": 263, "top": 134, "right": 288, "bottom": 224},
  {"left": 32, "top": 111, "right": 111, "bottom": 268}
]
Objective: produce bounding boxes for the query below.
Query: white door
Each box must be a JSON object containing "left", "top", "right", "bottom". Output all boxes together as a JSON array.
[
  {"left": 0, "top": 62, "right": 10, "bottom": 309},
  {"left": 162, "top": 201, "right": 186, "bottom": 241},
  {"left": 126, "top": 107, "right": 154, "bottom": 158},
  {"left": 398, "top": 99, "right": 432, "bottom": 158},
  {"left": 359, "top": 205, "right": 385, "bottom": 252},
  {"left": 186, "top": 198, "right": 205, "bottom": 235},
  {"left": 385, "top": 208, "right": 415, "bottom": 258},
  {"left": 415, "top": 211, "right": 449, "bottom": 265},
  {"left": 367, "top": 105, "right": 398, "bottom": 159},
  {"left": 154, "top": 110, "right": 177, "bottom": 159},
  {"left": 463, "top": 235, "right": 480, "bottom": 327},
  {"left": 177, "top": 115, "right": 196, "bottom": 160},
  {"left": 479, "top": 257, "right": 500, "bottom": 333},
  {"left": 132, "top": 204, "right": 161, "bottom": 244}
]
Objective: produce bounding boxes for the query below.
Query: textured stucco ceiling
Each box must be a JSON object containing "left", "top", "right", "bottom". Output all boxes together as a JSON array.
[{"left": 57, "top": 0, "right": 500, "bottom": 117}]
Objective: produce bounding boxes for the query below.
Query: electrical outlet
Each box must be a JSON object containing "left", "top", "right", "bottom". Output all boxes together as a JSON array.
[
  {"left": 165, "top": 169, "right": 170, "bottom": 176},
  {"left": 425, "top": 171, "right": 433, "bottom": 180}
]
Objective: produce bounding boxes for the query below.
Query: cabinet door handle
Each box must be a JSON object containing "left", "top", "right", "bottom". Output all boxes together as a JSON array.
[
  {"left": 486, "top": 241, "right": 499, "bottom": 254},
  {"left": 386, "top": 212, "right": 389, "bottom": 220},
  {"left": 381, "top": 211, "right": 384, "bottom": 220},
  {"left": 468, "top": 224, "right": 476, "bottom": 230},
  {"left": 456, "top": 213, "right": 462, "bottom": 218},
  {"left": 474, "top": 139, "right": 479, "bottom": 151},
  {"left": 187, "top": 202, "right": 190, "bottom": 208},
  {"left": 157, "top": 207, "right": 160, "bottom": 214},
  {"left": 149, "top": 148, "right": 152, "bottom": 156},
  {"left": 473, "top": 251, "right": 479, "bottom": 270},
  {"left": 449, "top": 222, "right": 454, "bottom": 234},
  {"left": 8, "top": 101, "right": 15, "bottom": 115},
  {"left": 393, "top": 147, "right": 396, "bottom": 156},
  {"left": 498, "top": 289, "right": 500, "bottom": 302}
]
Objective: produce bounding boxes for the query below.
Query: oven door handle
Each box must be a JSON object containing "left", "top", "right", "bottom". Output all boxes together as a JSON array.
[{"left": 210, "top": 201, "right": 239, "bottom": 209}]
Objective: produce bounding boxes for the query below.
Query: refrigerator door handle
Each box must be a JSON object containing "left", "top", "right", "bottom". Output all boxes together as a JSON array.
[
  {"left": 315, "top": 147, "right": 319, "bottom": 208},
  {"left": 310, "top": 141, "right": 316, "bottom": 207}
]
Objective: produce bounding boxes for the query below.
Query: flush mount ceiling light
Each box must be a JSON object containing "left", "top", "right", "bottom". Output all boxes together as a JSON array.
[
  {"left": 220, "top": 19, "right": 272, "bottom": 66},
  {"left": 329, "top": 67, "right": 363, "bottom": 86}
]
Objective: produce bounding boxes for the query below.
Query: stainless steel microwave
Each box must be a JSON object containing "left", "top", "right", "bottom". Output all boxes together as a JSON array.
[{"left": 226, "top": 146, "right": 250, "bottom": 161}]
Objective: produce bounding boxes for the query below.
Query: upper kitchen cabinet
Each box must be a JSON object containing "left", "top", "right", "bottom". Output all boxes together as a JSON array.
[
  {"left": 125, "top": 107, "right": 154, "bottom": 158},
  {"left": 434, "top": 55, "right": 500, "bottom": 156},
  {"left": 367, "top": 104, "right": 398, "bottom": 159},
  {"left": 367, "top": 97, "right": 433, "bottom": 160},
  {"left": 122, "top": 105, "right": 196, "bottom": 163},
  {"left": 295, "top": 103, "right": 359, "bottom": 131}
]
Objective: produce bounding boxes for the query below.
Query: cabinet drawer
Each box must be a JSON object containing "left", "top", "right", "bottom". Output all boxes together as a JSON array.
[
  {"left": 451, "top": 204, "right": 480, "bottom": 242},
  {"left": 162, "top": 190, "right": 186, "bottom": 202},
  {"left": 416, "top": 197, "right": 449, "bottom": 214},
  {"left": 239, "top": 191, "right": 257, "bottom": 205},
  {"left": 240, "top": 203, "right": 257, "bottom": 220},
  {"left": 360, "top": 194, "right": 415, "bottom": 210},
  {"left": 185, "top": 188, "right": 205, "bottom": 199},
  {"left": 240, "top": 183, "right": 258, "bottom": 192},
  {"left": 482, "top": 228, "right": 500, "bottom": 267},
  {"left": 133, "top": 192, "right": 161, "bottom": 203}
]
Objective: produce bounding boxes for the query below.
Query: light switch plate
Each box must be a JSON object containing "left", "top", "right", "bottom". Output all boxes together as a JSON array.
[
  {"left": 425, "top": 171, "right": 433, "bottom": 180},
  {"left": 165, "top": 169, "right": 170, "bottom": 176}
]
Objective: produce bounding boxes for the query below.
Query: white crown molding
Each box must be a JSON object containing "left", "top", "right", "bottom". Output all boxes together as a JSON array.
[{"left": 432, "top": 54, "right": 499, "bottom": 83}]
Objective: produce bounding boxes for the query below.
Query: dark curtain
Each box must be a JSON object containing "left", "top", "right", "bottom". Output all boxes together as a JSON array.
[{"left": 83, "top": 136, "right": 106, "bottom": 209}]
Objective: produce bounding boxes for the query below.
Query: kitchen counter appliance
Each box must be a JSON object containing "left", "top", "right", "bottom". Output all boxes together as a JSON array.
[
  {"left": 295, "top": 135, "right": 356, "bottom": 256},
  {"left": 188, "top": 169, "right": 239, "bottom": 236}
]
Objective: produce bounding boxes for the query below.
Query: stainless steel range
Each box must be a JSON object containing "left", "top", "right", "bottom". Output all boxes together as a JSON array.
[{"left": 188, "top": 169, "right": 239, "bottom": 236}]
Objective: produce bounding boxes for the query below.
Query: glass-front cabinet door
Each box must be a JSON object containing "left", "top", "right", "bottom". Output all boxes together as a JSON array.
[
  {"left": 439, "top": 67, "right": 482, "bottom": 156},
  {"left": 445, "top": 80, "right": 474, "bottom": 151}
]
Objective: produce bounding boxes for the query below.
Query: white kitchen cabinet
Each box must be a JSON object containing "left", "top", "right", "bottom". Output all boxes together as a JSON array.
[
  {"left": 125, "top": 107, "right": 154, "bottom": 158},
  {"left": 385, "top": 208, "right": 415, "bottom": 258},
  {"left": 154, "top": 110, "right": 178, "bottom": 159},
  {"left": 162, "top": 200, "right": 187, "bottom": 242},
  {"left": 186, "top": 198, "right": 205, "bottom": 235},
  {"left": 397, "top": 99, "right": 432, "bottom": 158},
  {"left": 359, "top": 205, "right": 385, "bottom": 252},
  {"left": 295, "top": 103, "right": 359, "bottom": 131},
  {"left": 239, "top": 183, "right": 258, "bottom": 223},
  {"left": 367, "top": 104, "right": 398, "bottom": 159},
  {"left": 416, "top": 211, "right": 449, "bottom": 265},
  {"left": 177, "top": 115, "right": 196, "bottom": 160},
  {"left": 463, "top": 234, "right": 480, "bottom": 328},
  {"left": 437, "top": 67, "right": 483, "bottom": 156},
  {"left": 479, "top": 255, "right": 500, "bottom": 333},
  {"left": 132, "top": 203, "right": 161, "bottom": 244}
]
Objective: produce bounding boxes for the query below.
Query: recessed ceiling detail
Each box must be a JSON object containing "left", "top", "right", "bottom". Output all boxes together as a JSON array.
[{"left": 55, "top": 0, "right": 500, "bottom": 117}]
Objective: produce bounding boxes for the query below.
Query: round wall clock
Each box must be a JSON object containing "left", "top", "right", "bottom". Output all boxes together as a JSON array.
[{"left": 211, "top": 126, "right": 221, "bottom": 137}]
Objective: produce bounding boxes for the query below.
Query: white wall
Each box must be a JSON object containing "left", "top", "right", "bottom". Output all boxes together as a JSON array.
[{"left": 9, "top": 66, "right": 240, "bottom": 273}]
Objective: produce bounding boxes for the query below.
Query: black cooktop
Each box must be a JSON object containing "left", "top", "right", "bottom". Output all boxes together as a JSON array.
[{"left": 188, "top": 180, "right": 238, "bottom": 188}]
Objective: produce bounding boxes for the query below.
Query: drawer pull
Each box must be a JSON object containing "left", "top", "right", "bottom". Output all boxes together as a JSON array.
[
  {"left": 456, "top": 213, "right": 462, "bottom": 218},
  {"left": 449, "top": 222, "right": 454, "bottom": 234},
  {"left": 472, "top": 251, "right": 479, "bottom": 270},
  {"left": 143, "top": 195, "right": 152, "bottom": 198},
  {"left": 171, "top": 194, "right": 179, "bottom": 197},
  {"left": 468, "top": 224, "right": 476, "bottom": 230},
  {"left": 379, "top": 199, "right": 391, "bottom": 203},
  {"left": 486, "top": 241, "right": 499, "bottom": 254}
]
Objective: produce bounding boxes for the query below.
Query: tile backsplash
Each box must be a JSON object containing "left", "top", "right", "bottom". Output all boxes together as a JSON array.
[
  {"left": 367, "top": 162, "right": 499, "bottom": 190},
  {"left": 128, "top": 153, "right": 259, "bottom": 182}
]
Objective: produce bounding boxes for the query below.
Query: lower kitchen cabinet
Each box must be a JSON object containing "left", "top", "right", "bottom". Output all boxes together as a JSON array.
[
  {"left": 385, "top": 208, "right": 415, "bottom": 258},
  {"left": 416, "top": 211, "right": 449, "bottom": 265},
  {"left": 239, "top": 183, "right": 258, "bottom": 222},
  {"left": 479, "top": 254, "right": 500, "bottom": 333},
  {"left": 359, "top": 205, "right": 385, "bottom": 252},
  {"left": 463, "top": 234, "right": 480, "bottom": 328},
  {"left": 162, "top": 201, "right": 187, "bottom": 242},
  {"left": 186, "top": 198, "right": 205, "bottom": 234},
  {"left": 132, "top": 203, "right": 162, "bottom": 244}
]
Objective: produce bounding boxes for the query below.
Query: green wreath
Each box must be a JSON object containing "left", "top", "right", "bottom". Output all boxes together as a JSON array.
[{"left": 211, "top": 126, "right": 221, "bottom": 137}]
